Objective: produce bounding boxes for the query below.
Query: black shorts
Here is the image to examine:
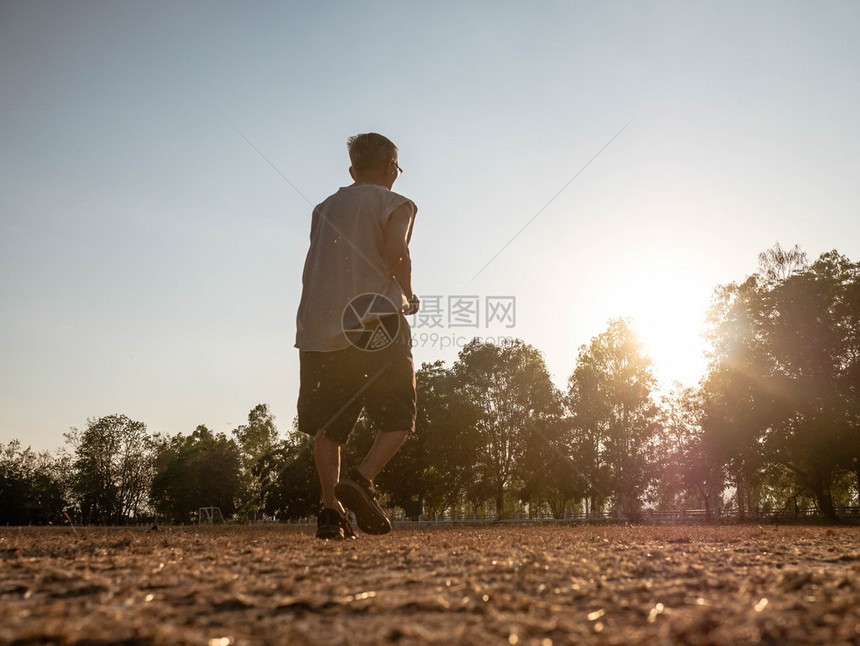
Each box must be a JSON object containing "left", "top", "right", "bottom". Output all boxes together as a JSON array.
[{"left": 297, "top": 319, "right": 416, "bottom": 445}]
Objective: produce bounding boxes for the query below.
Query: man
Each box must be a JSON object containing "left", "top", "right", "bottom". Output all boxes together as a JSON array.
[{"left": 295, "top": 133, "right": 419, "bottom": 540}]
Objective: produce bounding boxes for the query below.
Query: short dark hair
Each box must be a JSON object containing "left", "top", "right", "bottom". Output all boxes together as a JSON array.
[{"left": 347, "top": 133, "right": 397, "bottom": 174}]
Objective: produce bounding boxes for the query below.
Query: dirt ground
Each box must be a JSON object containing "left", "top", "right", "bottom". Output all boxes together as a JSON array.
[{"left": 1, "top": 524, "right": 859, "bottom": 646}]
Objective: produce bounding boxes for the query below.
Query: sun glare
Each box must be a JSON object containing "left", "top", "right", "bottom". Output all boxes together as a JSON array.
[{"left": 598, "top": 255, "right": 712, "bottom": 388}]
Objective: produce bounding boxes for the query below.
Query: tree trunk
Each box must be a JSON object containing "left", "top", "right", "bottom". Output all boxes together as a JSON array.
[
  {"left": 855, "top": 465, "right": 860, "bottom": 507},
  {"left": 736, "top": 473, "right": 746, "bottom": 522},
  {"left": 815, "top": 485, "right": 837, "bottom": 521},
  {"left": 811, "top": 469, "right": 837, "bottom": 521}
]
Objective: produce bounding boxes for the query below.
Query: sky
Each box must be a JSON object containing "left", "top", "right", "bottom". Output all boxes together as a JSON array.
[{"left": 2, "top": 1, "right": 859, "bottom": 452}]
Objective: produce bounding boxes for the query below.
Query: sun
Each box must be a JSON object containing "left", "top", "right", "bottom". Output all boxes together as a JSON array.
[
  {"left": 629, "top": 290, "right": 709, "bottom": 388},
  {"left": 597, "top": 255, "right": 712, "bottom": 388}
]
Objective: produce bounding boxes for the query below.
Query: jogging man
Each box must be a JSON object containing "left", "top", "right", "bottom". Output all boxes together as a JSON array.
[{"left": 295, "top": 133, "right": 419, "bottom": 540}]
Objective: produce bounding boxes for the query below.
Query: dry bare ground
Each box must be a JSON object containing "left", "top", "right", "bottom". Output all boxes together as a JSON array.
[{"left": 1, "top": 524, "right": 859, "bottom": 645}]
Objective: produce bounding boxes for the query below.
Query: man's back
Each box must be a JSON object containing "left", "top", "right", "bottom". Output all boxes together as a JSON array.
[{"left": 295, "top": 184, "right": 416, "bottom": 352}]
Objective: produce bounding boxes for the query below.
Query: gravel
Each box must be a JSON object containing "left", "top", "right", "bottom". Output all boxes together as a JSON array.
[{"left": 1, "top": 524, "right": 859, "bottom": 645}]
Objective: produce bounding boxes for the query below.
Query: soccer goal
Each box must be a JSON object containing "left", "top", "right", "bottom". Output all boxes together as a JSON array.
[{"left": 198, "top": 506, "right": 225, "bottom": 525}]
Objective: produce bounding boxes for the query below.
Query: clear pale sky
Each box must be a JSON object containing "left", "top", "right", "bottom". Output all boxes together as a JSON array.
[{"left": 2, "top": 1, "right": 859, "bottom": 452}]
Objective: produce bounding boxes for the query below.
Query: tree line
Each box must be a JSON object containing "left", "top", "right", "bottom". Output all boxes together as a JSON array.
[{"left": 1, "top": 245, "right": 858, "bottom": 525}]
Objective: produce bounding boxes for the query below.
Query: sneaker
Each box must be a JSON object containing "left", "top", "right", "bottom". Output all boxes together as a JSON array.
[
  {"left": 316, "top": 507, "right": 355, "bottom": 541},
  {"left": 335, "top": 469, "right": 391, "bottom": 535}
]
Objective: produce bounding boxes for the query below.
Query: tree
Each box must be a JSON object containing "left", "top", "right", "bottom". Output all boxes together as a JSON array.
[
  {"left": 702, "top": 270, "right": 776, "bottom": 519},
  {"left": 150, "top": 425, "right": 242, "bottom": 523},
  {"left": 567, "top": 318, "right": 659, "bottom": 519},
  {"left": 455, "top": 339, "right": 561, "bottom": 517},
  {"left": 233, "top": 404, "right": 280, "bottom": 514},
  {"left": 66, "top": 414, "right": 153, "bottom": 525},
  {"left": 649, "top": 388, "right": 724, "bottom": 520},
  {"left": 759, "top": 251, "right": 859, "bottom": 518},
  {"left": 0, "top": 441, "right": 69, "bottom": 525},
  {"left": 757, "top": 242, "right": 808, "bottom": 283},
  {"left": 703, "top": 245, "right": 860, "bottom": 519},
  {"left": 262, "top": 427, "right": 319, "bottom": 521},
  {"left": 518, "top": 415, "right": 586, "bottom": 519}
]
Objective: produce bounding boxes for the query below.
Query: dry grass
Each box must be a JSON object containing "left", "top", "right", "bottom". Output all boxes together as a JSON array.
[{"left": 1, "top": 524, "right": 859, "bottom": 645}]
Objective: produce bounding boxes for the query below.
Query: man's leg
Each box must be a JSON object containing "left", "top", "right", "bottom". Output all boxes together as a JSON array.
[
  {"left": 336, "top": 336, "right": 415, "bottom": 535},
  {"left": 357, "top": 430, "right": 408, "bottom": 481},
  {"left": 314, "top": 430, "right": 345, "bottom": 513},
  {"left": 335, "top": 430, "right": 406, "bottom": 535}
]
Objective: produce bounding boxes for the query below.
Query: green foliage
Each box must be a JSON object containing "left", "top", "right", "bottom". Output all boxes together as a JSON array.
[
  {"left": 567, "top": 318, "right": 659, "bottom": 519},
  {"left": 232, "top": 404, "right": 280, "bottom": 514},
  {"left": 518, "top": 416, "right": 587, "bottom": 519},
  {"left": 65, "top": 414, "right": 153, "bottom": 525},
  {"left": 0, "top": 440, "right": 69, "bottom": 525},
  {"left": 454, "top": 339, "right": 562, "bottom": 517},
  {"left": 150, "top": 425, "right": 242, "bottom": 523},
  {"left": 648, "top": 388, "right": 724, "bottom": 519},
  {"left": 703, "top": 245, "right": 860, "bottom": 518},
  {"left": 260, "top": 431, "right": 319, "bottom": 521}
]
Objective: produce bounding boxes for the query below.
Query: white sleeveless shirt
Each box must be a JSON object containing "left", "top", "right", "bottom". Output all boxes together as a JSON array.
[{"left": 295, "top": 184, "right": 416, "bottom": 351}]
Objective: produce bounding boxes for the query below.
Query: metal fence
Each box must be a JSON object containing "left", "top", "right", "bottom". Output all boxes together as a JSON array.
[{"left": 387, "top": 505, "right": 860, "bottom": 526}]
